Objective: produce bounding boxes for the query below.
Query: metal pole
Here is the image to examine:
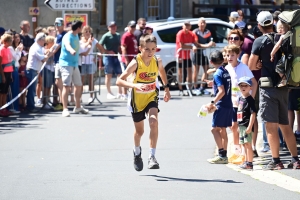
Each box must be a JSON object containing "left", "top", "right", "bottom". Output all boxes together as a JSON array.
[{"left": 170, "top": 0, "right": 174, "bottom": 17}]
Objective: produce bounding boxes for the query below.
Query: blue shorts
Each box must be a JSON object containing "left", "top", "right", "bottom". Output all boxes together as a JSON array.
[
  {"left": 81, "top": 64, "right": 95, "bottom": 75},
  {"left": 212, "top": 107, "right": 233, "bottom": 128},
  {"left": 103, "top": 56, "right": 122, "bottom": 75},
  {"left": 43, "top": 68, "right": 54, "bottom": 88},
  {"left": 288, "top": 89, "right": 300, "bottom": 111},
  {"left": 232, "top": 107, "right": 238, "bottom": 122}
]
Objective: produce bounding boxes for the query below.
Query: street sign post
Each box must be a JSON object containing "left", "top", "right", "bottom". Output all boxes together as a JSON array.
[{"left": 44, "top": 0, "right": 95, "bottom": 11}]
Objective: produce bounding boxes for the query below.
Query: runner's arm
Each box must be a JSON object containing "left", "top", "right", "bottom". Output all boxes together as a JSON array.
[
  {"left": 158, "top": 57, "right": 171, "bottom": 102},
  {"left": 116, "top": 59, "right": 137, "bottom": 88}
]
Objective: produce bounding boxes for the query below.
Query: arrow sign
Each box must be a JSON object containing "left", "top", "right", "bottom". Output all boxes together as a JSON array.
[{"left": 44, "top": 0, "right": 95, "bottom": 11}]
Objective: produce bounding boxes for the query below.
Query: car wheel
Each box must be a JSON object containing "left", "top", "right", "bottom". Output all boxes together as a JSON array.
[{"left": 165, "top": 63, "right": 178, "bottom": 88}]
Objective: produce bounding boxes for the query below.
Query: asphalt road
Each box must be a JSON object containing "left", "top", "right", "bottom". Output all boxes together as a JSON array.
[{"left": 0, "top": 88, "right": 299, "bottom": 199}]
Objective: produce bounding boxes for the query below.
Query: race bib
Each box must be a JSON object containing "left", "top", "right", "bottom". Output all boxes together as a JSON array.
[
  {"left": 237, "top": 111, "right": 243, "bottom": 122},
  {"left": 136, "top": 82, "right": 156, "bottom": 93}
]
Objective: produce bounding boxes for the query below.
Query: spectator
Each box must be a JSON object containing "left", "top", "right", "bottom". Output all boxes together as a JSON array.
[
  {"left": 175, "top": 21, "right": 200, "bottom": 96},
  {"left": 192, "top": 17, "right": 215, "bottom": 96},
  {"left": 25, "top": 32, "right": 49, "bottom": 112},
  {"left": 121, "top": 20, "right": 139, "bottom": 100},
  {"left": 143, "top": 25, "right": 153, "bottom": 35},
  {"left": 19, "top": 20, "right": 34, "bottom": 53},
  {"left": 18, "top": 55, "right": 27, "bottom": 110},
  {"left": 249, "top": 11, "right": 300, "bottom": 170},
  {"left": 229, "top": 11, "right": 239, "bottom": 26},
  {"left": 59, "top": 20, "right": 89, "bottom": 117},
  {"left": 134, "top": 18, "right": 146, "bottom": 46},
  {"left": 273, "top": 10, "right": 281, "bottom": 27},
  {"left": 52, "top": 17, "right": 66, "bottom": 111},
  {"left": 98, "top": 21, "right": 124, "bottom": 100},
  {"left": 47, "top": 26, "right": 56, "bottom": 37},
  {"left": 0, "top": 33, "right": 14, "bottom": 117},
  {"left": 236, "top": 10, "right": 246, "bottom": 28}
]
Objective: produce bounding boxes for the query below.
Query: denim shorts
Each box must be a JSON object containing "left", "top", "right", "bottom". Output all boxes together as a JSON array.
[
  {"left": 81, "top": 64, "right": 95, "bottom": 75},
  {"left": 212, "top": 106, "right": 233, "bottom": 128},
  {"left": 103, "top": 56, "right": 122, "bottom": 75}
]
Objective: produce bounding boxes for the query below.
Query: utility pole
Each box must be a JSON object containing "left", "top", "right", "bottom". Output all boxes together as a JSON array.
[{"left": 33, "top": 0, "right": 38, "bottom": 36}]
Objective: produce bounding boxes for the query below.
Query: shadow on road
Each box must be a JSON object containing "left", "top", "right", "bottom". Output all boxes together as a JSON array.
[{"left": 141, "top": 175, "right": 242, "bottom": 183}]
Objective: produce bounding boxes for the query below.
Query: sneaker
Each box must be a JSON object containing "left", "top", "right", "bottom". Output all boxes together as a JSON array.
[
  {"left": 43, "top": 104, "right": 52, "bottom": 110},
  {"left": 253, "top": 150, "right": 259, "bottom": 158},
  {"left": 73, "top": 106, "right": 89, "bottom": 114},
  {"left": 69, "top": 101, "right": 75, "bottom": 106},
  {"left": 53, "top": 104, "right": 63, "bottom": 111},
  {"left": 9, "top": 109, "right": 20, "bottom": 114},
  {"left": 262, "top": 161, "right": 284, "bottom": 170},
  {"left": 116, "top": 93, "right": 122, "bottom": 99},
  {"left": 228, "top": 154, "right": 239, "bottom": 163},
  {"left": 62, "top": 109, "right": 70, "bottom": 117},
  {"left": 107, "top": 93, "right": 116, "bottom": 99},
  {"left": 27, "top": 108, "right": 39, "bottom": 113},
  {"left": 179, "top": 90, "right": 188, "bottom": 96},
  {"left": 260, "top": 145, "right": 270, "bottom": 153},
  {"left": 232, "top": 155, "right": 245, "bottom": 165},
  {"left": 88, "top": 97, "right": 93, "bottom": 104},
  {"left": 192, "top": 89, "right": 202, "bottom": 96},
  {"left": 207, "top": 156, "right": 228, "bottom": 164},
  {"left": 148, "top": 156, "right": 160, "bottom": 169},
  {"left": 36, "top": 99, "right": 42, "bottom": 106},
  {"left": 238, "top": 162, "right": 253, "bottom": 170},
  {"left": 200, "top": 89, "right": 211, "bottom": 95},
  {"left": 121, "top": 94, "right": 128, "bottom": 100},
  {"left": 287, "top": 160, "right": 300, "bottom": 169},
  {"left": 133, "top": 148, "right": 143, "bottom": 172}
]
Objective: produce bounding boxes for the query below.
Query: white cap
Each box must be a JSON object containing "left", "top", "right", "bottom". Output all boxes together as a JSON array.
[
  {"left": 35, "top": 32, "right": 46, "bottom": 41},
  {"left": 230, "top": 11, "right": 239, "bottom": 18},
  {"left": 257, "top": 11, "right": 273, "bottom": 27}
]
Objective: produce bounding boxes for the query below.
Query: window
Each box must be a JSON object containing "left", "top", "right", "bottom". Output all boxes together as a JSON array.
[
  {"left": 147, "top": 0, "right": 160, "bottom": 21},
  {"left": 157, "top": 26, "right": 181, "bottom": 43},
  {"left": 206, "top": 23, "right": 231, "bottom": 43},
  {"left": 115, "top": 0, "right": 123, "bottom": 26}
]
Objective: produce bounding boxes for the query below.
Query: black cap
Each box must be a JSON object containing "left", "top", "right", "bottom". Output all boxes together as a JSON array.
[
  {"left": 108, "top": 21, "right": 116, "bottom": 27},
  {"left": 252, "top": 25, "right": 263, "bottom": 37},
  {"left": 210, "top": 50, "right": 224, "bottom": 64},
  {"left": 0, "top": 27, "right": 5, "bottom": 36},
  {"left": 128, "top": 20, "right": 136, "bottom": 27}
]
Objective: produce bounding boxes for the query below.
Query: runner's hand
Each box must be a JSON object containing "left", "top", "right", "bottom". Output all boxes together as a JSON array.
[
  {"left": 164, "top": 89, "right": 171, "bottom": 102},
  {"left": 134, "top": 83, "right": 146, "bottom": 91}
]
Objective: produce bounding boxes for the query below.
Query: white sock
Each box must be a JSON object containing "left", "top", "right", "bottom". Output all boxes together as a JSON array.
[
  {"left": 134, "top": 146, "right": 140, "bottom": 156},
  {"left": 149, "top": 148, "right": 156, "bottom": 158}
]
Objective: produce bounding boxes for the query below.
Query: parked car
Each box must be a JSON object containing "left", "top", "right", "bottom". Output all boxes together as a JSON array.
[{"left": 148, "top": 18, "right": 234, "bottom": 87}]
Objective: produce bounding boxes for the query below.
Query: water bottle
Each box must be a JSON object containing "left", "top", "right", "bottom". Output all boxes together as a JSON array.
[{"left": 197, "top": 105, "right": 208, "bottom": 118}]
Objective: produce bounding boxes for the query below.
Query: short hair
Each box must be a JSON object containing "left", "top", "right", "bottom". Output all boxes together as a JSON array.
[
  {"left": 20, "top": 20, "right": 29, "bottom": 27},
  {"left": 237, "top": 10, "right": 244, "bottom": 17},
  {"left": 71, "top": 21, "right": 83, "bottom": 31},
  {"left": 226, "top": 44, "right": 240, "bottom": 55},
  {"left": 198, "top": 17, "right": 206, "bottom": 23},
  {"left": 47, "top": 26, "right": 55, "bottom": 33},
  {"left": 137, "top": 18, "right": 146, "bottom": 23},
  {"left": 139, "top": 34, "right": 157, "bottom": 47},
  {"left": 35, "top": 26, "right": 43, "bottom": 34},
  {"left": 227, "top": 29, "right": 244, "bottom": 42},
  {"left": 45, "top": 35, "right": 55, "bottom": 44},
  {"left": 81, "top": 25, "right": 93, "bottom": 34},
  {"left": 1, "top": 33, "right": 13, "bottom": 43},
  {"left": 273, "top": 11, "right": 281, "bottom": 21},
  {"left": 210, "top": 50, "right": 224, "bottom": 65},
  {"left": 259, "top": 24, "right": 274, "bottom": 32}
]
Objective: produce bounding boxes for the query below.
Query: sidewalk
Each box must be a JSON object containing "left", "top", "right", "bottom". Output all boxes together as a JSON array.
[{"left": 224, "top": 123, "right": 300, "bottom": 193}]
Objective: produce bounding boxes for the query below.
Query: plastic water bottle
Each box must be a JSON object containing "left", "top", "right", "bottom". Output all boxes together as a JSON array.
[{"left": 197, "top": 105, "right": 208, "bottom": 118}]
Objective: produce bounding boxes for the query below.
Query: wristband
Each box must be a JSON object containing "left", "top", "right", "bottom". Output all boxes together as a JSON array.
[{"left": 163, "top": 84, "right": 170, "bottom": 89}]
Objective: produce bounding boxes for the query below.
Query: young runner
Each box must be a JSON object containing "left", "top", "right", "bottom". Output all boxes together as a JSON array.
[{"left": 116, "top": 34, "right": 171, "bottom": 171}]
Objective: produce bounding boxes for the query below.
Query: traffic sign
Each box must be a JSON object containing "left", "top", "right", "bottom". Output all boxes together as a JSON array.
[
  {"left": 29, "top": 7, "right": 40, "bottom": 15},
  {"left": 44, "top": 0, "right": 95, "bottom": 11}
]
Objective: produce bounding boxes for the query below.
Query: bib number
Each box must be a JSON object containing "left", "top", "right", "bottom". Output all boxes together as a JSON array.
[{"left": 237, "top": 111, "right": 243, "bottom": 122}]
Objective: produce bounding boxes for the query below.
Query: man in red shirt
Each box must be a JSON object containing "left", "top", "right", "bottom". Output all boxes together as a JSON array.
[
  {"left": 176, "top": 21, "right": 201, "bottom": 96},
  {"left": 121, "top": 20, "right": 139, "bottom": 100}
]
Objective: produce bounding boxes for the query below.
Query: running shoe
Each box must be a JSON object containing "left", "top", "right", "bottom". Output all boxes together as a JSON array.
[
  {"left": 262, "top": 161, "right": 284, "bottom": 170},
  {"left": 238, "top": 162, "right": 253, "bottom": 170},
  {"left": 287, "top": 160, "right": 300, "bottom": 169},
  {"left": 133, "top": 147, "right": 143, "bottom": 172},
  {"left": 260, "top": 145, "right": 270, "bottom": 153},
  {"left": 53, "top": 104, "right": 63, "bottom": 111},
  {"left": 62, "top": 109, "right": 70, "bottom": 117},
  {"left": 148, "top": 156, "right": 160, "bottom": 169},
  {"left": 36, "top": 98, "right": 42, "bottom": 106},
  {"left": 207, "top": 156, "right": 228, "bottom": 164},
  {"left": 73, "top": 106, "right": 89, "bottom": 114}
]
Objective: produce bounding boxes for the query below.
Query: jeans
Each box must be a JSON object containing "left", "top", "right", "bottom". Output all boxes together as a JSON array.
[
  {"left": 262, "top": 122, "right": 284, "bottom": 146},
  {"left": 8, "top": 67, "right": 19, "bottom": 111},
  {"left": 26, "top": 69, "right": 37, "bottom": 110}
]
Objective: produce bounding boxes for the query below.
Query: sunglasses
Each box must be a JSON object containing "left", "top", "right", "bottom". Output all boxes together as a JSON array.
[
  {"left": 55, "top": 23, "right": 62, "bottom": 27},
  {"left": 239, "top": 84, "right": 249, "bottom": 87},
  {"left": 228, "top": 36, "right": 240, "bottom": 41}
]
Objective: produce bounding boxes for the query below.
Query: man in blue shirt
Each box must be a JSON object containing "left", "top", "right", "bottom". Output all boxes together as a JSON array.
[
  {"left": 59, "top": 20, "right": 89, "bottom": 117},
  {"left": 206, "top": 50, "right": 233, "bottom": 164}
]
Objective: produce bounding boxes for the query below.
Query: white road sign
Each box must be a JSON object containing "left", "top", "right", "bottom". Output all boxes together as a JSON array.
[{"left": 44, "top": 0, "right": 95, "bottom": 11}]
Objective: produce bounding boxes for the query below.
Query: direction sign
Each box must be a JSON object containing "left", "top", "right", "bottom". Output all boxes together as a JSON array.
[{"left": 44, "top": 0, "right": 95, "bottom": 11}]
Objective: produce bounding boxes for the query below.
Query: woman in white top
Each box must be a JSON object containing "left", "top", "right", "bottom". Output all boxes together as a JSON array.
[{"left": 79, "top": 26, "right": 102, "bottom": 104}]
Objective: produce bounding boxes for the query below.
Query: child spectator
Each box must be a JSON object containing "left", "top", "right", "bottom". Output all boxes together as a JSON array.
[
  {"left": 270, "top": 20, "right": 290, "bottom": 87},
  {"left": 19, "top": 55, "right": 27, "bottom": 110},
  {"left": 0, "top": 33, "right": 14, "bottom": 116},
  {"left": 116, "top": 34, "right": 171, "bottom": 171},
  {"left": 43, "top": 36, "right": 56, "bottom": 109},
  {"left": 288, "top": 89, "right": 300, "bottom": 141},
  {"left": 225, "top": 44, "right": 257, "bottom": 165},
  {"left": 206, "top": 50, "right": 232, "bottom": 164},
  {"left": 237, "top": 76, "right": 257, "bottom": 170}
]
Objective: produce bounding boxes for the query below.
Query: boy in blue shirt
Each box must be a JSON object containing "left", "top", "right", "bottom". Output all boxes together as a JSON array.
[{"left": 206, "top": 50, "right": 233, "bottom": 164}]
